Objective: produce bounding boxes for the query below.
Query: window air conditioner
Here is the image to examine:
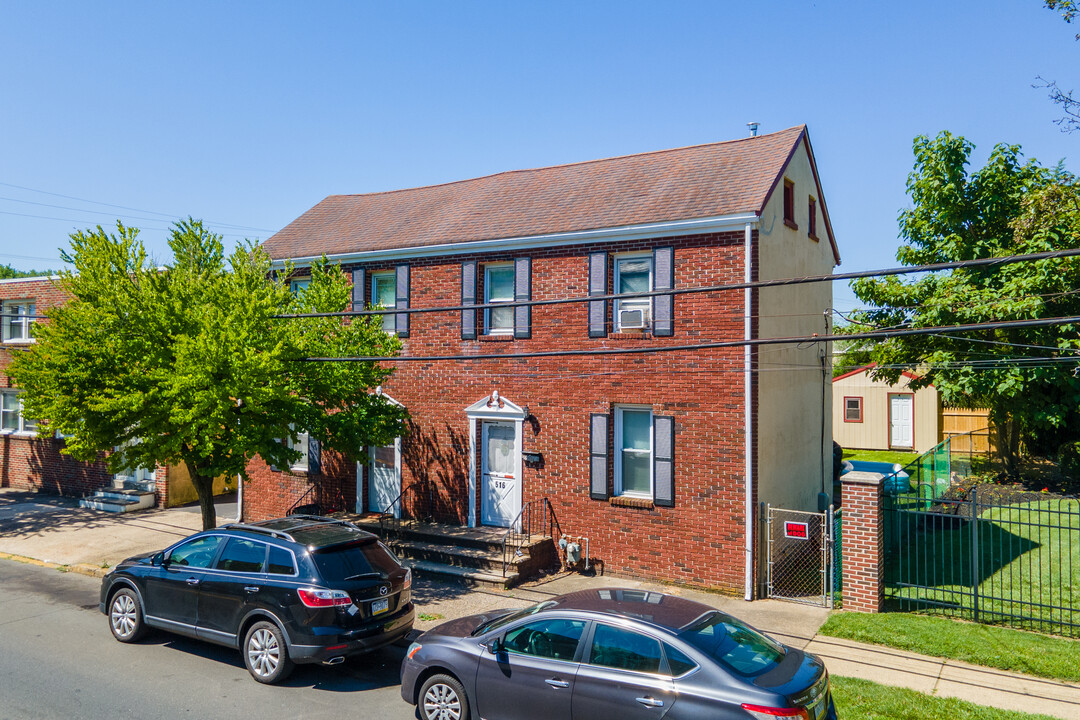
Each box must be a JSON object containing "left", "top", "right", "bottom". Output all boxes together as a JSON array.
[{"left": 619, "top": 307, "right": 647, "bottom": 329}]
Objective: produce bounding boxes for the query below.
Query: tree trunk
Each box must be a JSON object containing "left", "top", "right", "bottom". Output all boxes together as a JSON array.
[
  {"left": 994, "top": 418, "right": 1021, "bottom": 480},
  {"left": 185, "top": 460, "right": 218, "bottom": 530}
]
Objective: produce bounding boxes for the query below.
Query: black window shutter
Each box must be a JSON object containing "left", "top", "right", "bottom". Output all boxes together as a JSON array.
[
  {"left": 653, "top": 247, "right": 674, "bottom": 336},
  {"left": 588, "top": 252, "right": 608, "bottom": 338},
  {"left": 461, "top": 260, "right": 477, "bottom": 340},
  {"left": 513, "top": 257, "right": 532, "bottom": 339},
  {"left": 653, "top": 415, "right": 675, "bottom": 507},
  {"left": 351, "top": 268, "right": 366, "bottom": 313},
  {"left": 589, "top": 413, "right": 609, "bottom": 500},
  {"left": 395, "top": 264, "right": 410, "bottom": 338},
  {"left": 308, "top": 436, "right": 321, "bottom": 475}
]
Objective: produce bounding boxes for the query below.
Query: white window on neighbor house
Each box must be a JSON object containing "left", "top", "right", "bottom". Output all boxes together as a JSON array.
[
  {"left": 2, "top": 300, "right": 36, "bottom": 343},
  {"left": 0, "top": 390, "right": 37, "bottom": 434},
  {"left": 844, "top": 396, "right": 863, "bottom": 423},
  {"left": 371, "top": 271, "right": 397, "bottom": 333},
  {"left": 288, "top": 426, "right": 309, "bottom": 472},
  {"left": 614, "top": 406, "right": 652, "bottom": 497},
  {"left": 289, "top": 277, "right": 311, "bottom": 295},
  {"left": 484, "top": 264, "right": 514, "bottom": 335},
  {"left": 614, "top": 255, "right": 652, "bottom": 331}
]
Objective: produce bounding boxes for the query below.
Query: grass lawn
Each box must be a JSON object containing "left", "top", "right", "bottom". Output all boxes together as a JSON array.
[
  {"left": 831, "top": 676, "right": 1062, "bottom": 720},
  {"left": 843, "top": 448, "right": 921, "bottom": 467},
  {"left": 821, "top": 612, "right": 1080, "bottom": 682}
]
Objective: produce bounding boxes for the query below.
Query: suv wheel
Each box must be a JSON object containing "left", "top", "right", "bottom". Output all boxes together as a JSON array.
[
  {"left": 419, "top": 673, "right": 468, "bottom": 720},
  {"left": 108, "top": 587, "right": 147, "bottom": 642},
  {"left": 243, "top": 620, "right": 294, "bottom": 684}
]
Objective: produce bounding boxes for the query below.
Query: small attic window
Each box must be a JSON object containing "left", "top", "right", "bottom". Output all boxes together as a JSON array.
[
  {"left": 808, "top": 196, "right": 818, "bottom": 241},
  {"left": 783, "top": 180, "right": 797, "bottom": 230}
]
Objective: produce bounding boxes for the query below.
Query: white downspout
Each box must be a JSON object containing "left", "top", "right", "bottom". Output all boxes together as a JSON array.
[
  {"left": 744, "top": 220, "right": 755, "bottom": 601},
  {"left": 233, "top": 473, "right": 243, "bottom": 523}
]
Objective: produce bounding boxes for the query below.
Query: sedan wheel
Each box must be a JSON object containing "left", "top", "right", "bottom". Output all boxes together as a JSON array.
[
  {"left": 108, "top": 588, "right": 146, "bottom": 642},
  {"left": 243, "top": 621, "right": 294, "bottom": 684},
  {"left": 420, "top": 674, "right": 468, "bottom": 720}
]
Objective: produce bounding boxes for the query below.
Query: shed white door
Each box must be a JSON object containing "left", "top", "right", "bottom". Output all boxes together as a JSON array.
[
  {"left": 889, "top": 394, "right": 914, "bottom": 449},
  {"left": 481, "top": 421, "right": 519, "bottom": 528},
  {"left": 367, "top": 442, "right": 400, "bottom": 516}
]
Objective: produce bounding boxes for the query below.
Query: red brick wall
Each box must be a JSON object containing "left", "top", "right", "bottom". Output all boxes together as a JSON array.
[
  {"left": 0, "top": 277, "right": 114, "bottom": 496},
  {"left": 247, "top": 231, "right": 767, "bottom": 593},
  {"left": 839, "top": 472, "right": 885, "bottom": 612}
]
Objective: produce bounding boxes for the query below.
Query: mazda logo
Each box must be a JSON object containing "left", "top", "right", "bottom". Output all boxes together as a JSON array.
[{"left": 379, "top": 585, "right": 388, "bottom": 596}]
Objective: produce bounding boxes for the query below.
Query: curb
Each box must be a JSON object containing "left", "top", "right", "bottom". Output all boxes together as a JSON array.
[{"left": 0, "top": 552, "right": 109, "bottom": 579}]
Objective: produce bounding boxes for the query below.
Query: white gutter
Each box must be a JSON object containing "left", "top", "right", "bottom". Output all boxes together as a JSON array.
[
  {"left": 269, "top": 213, "right": 761, "bottom": 268},
  {"left": 744, "top": 221, "right": 755, "bottom": 601},
  {"left": 233, "top": 473, "right": 243, "bottom": 523}
]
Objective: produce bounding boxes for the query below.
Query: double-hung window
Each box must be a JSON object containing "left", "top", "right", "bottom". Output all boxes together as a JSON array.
[
  {"left": 371, "top": 271, "right": 397, "bottom": 333},
  {"left": 3, "top": 300, "right": 35, "bottom": 343},
  {"left": 1, "top": 391, "right": 37, "bottom": 434},
  {"left": 844, "top": 397, "right": 863, "bottom": 423},
  {"left": 484, "top": 264, "right": 514, "bottom": 335},
  {"left": 614, "top": 255, "right": 652, "bottom": 331},
  {"left": 614, "top": 406, "right": 652, "bottom": 497},
  {"left": 288, "top": 427, "right": 309, "bottom": 472},
  {"left": 289, "top": 277, "right": 311, "bottom": 295}
]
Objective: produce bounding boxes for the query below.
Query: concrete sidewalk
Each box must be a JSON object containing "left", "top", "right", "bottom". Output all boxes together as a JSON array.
[{"left": 2, "top": 488, "right": 1078, "bottom": 719}]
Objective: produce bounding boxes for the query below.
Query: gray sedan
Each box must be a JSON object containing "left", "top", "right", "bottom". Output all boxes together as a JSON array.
[{"left": 400, "top": 588, "right": 835, "bottom": 720}]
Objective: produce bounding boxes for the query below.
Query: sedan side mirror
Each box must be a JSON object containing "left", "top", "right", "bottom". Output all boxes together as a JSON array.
[{"left": 487, "top": 637, "right": 504, "bottom": 654}]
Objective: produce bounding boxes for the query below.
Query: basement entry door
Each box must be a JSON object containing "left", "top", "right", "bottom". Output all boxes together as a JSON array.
[{"left": 481, "top": 421, "right": 519, "bottom": 528}]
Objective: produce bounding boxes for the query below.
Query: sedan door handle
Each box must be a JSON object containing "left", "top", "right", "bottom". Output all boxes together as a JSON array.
[
  {"left": 545, "top": 678, "right": 570, "bottom": 689},
  {"left": 185, "top": 577, "right": 201, "bottom": 586},
  {"left": 244, "top": 586, "right": 260, "bottom": 593},
  {"left": 636, "top": 697, "right": 664, "bottom": 708}
]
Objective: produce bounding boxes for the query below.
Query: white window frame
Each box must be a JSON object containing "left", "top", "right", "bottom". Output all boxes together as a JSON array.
[
  {"left": 2, "top": 300, "right": 36, "bottom": 344},
  {"left": 289, "top": 277, "right": 311, "bottom": 295},
  {"left": 0, "top": 390, "right": 37, "bottom": 435},
  {"left": 371, "top": 271, "right": 397, "bottom": 333},
  {"left": 614, "top": 254, "right": 653, "bottom": 331},
  {"left": 287, "top": 426, "right": 309, "bottom": 472},
  {"left": 613, "top": 405, "right": 653, "bottom": 498},
  {"left": 483, "top": 263, "right": 515, "bottom": 335}
]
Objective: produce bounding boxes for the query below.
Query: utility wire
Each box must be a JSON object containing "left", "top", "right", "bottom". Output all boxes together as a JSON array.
[
  {"left": 275, "top": 247, "right": 1080, "bottom": 319},
  {"left": 298, "top": 315, "right": 1080, "bottom": 362}
]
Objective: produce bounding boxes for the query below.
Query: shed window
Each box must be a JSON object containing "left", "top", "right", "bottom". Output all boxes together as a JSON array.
[{"left": 844, "top": 397, "right": 863, "bottom": 423}]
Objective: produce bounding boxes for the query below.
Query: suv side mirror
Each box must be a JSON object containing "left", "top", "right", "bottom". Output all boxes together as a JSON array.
[{"left": 152, "top": 552, "right": 167, "bottom": 567}]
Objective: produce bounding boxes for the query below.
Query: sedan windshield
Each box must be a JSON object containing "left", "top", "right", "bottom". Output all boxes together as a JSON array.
[
  {"left": 470, "top": 600, "right": 559, "bottom": 636},
  {"left": 678, "top": 611, "right": 786, "bottom": 677}
]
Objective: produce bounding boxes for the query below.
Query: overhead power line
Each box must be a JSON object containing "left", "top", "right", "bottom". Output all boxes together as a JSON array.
[
  {"left": 299, "top": 315, "right": 1080, "bottom": 362},
  {"left": 275, "top": 247, "right": 1080, "bottom": 319}
]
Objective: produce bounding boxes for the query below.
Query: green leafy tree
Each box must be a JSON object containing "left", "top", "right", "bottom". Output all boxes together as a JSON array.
[
  {"left": 0, "top": 264, "right": 54, "bottom": 279},
  {"left": 1037, "top": 1, "right": 1080, "bottom": 131},
  {"left": 843, "top": 132, "right": 1080, "bottom": 477},
  {"left": 10, "top": 220, "right": 406, "bottom": 529}
]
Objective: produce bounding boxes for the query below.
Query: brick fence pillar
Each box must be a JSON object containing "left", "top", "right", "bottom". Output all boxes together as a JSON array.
[{"left": 840, "top": 471, "right": 885, "bottom": 612}]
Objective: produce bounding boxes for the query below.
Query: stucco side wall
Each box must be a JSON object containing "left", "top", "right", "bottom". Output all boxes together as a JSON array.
[
  {"left": 832, "top": 371, "right": 940, "bottom": 453},
  {"left": 755, "top": 140, "right": 836, "bottom": 513}
]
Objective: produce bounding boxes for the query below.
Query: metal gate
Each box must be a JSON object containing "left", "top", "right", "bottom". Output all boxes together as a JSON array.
[{"left": 765, "top": 505, "right": 834, "bottom": 607}]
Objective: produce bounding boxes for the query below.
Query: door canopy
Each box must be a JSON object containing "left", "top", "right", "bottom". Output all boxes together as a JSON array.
[{"left": 465, "top": 390, "right": 526, "bottom": 421}]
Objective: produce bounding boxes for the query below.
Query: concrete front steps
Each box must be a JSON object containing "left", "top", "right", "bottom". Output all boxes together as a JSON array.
[
  {"left": 79, "top": 488, "right": 156, "bottom": 513},
  {"left": 348, "top": 516, "right": 557, "bottom": 589}
]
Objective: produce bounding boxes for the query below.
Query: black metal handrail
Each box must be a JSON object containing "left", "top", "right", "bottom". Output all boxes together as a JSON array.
[
  {"left": 501, "top": 498, "right": 556, "bottom": 577},
  {"left": 287, "top": 477, "right": 328, "bottom": 516},
  {"left": 379, "top": 480, "right": 432, "bottom": 542}
]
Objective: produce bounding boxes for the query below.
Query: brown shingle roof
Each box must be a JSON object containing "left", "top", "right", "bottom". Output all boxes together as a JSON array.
[{"left": 264, "top": 125, "right": 812, "bottom": 260}]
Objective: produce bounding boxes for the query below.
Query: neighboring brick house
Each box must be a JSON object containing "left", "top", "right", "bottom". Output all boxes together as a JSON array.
[{"left": 249, "top": 125, "right": 840, "bottom": 595}]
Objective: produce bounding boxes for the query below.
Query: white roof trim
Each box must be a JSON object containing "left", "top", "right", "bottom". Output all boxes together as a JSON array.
[
  {"left": 0, "top": 275, "right": 62, "bottom": 285},
  {"left": 270, "top": 212, "right": 760, "bottom": 269},
  {"left": 465, "top": 391, "right": 526, "bottom": 420}
]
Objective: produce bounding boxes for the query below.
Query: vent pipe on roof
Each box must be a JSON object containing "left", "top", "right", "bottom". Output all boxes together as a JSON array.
[{"left": 746, "top": 122, "right": 760, "bottom": 137}]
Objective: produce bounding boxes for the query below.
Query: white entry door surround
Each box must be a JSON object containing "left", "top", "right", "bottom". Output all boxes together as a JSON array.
[
  {"left": 466, "top": 391, "right": 525, "bottom": 529},
  {"left": 889, "top": 393, "right": 914, "bottom": 449}
]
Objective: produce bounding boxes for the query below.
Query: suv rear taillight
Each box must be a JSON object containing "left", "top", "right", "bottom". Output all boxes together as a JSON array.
[
  {"left": 403, "top": 568, "right": 412, "bottom": 590},
  {"left": 741, "top": 704, "right": 810, "bottom": 720},
  {"left": 298, "top": 588, "right": 352, "bottom": 608}
]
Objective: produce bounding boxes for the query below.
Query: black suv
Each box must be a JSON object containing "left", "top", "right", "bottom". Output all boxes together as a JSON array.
[{"left": 99, "top": 515, "right": 414, "bottom": 684}]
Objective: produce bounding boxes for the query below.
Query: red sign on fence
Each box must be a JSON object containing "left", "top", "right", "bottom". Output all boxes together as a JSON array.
[{"left": 784, "top": 521, "right": 809, "bottom": 540}]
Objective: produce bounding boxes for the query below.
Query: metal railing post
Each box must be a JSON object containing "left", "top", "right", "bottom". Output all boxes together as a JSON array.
[{"left": 971, "top": 484, "right": 980, "bottom": 623}]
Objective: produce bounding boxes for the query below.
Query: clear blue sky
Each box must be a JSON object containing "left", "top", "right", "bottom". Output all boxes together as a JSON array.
[{"left": 1, "top": 1, "right": 1077, "bottom": 312}]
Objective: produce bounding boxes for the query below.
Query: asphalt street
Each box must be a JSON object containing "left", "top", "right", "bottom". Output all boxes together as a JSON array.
[{"left": 0, "top": 560, "right": 417, "bottom": 720}]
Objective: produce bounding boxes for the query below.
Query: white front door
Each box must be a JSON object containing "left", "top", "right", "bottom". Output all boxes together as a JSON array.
[
  {"left": 890, "top": 394, "right": 914, "bottom": 449},
  {"left": 481, "top": 421, "right": 519, "bottom": 528},
  {"left": 366, "top": 441, "right": 401, "bottom": 516}
]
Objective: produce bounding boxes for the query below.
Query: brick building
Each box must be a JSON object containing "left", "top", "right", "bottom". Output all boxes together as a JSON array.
[{"left": 248, "top": 125, "right": 840, "bottom": 595}]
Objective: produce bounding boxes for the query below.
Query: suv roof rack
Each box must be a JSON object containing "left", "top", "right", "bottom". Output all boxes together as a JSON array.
[
  {"left": 284, "top": 516, "right": 365, "bottom": 533},
  {"left": 219, "top": 523, "right": 296, "bottom": 542}
]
